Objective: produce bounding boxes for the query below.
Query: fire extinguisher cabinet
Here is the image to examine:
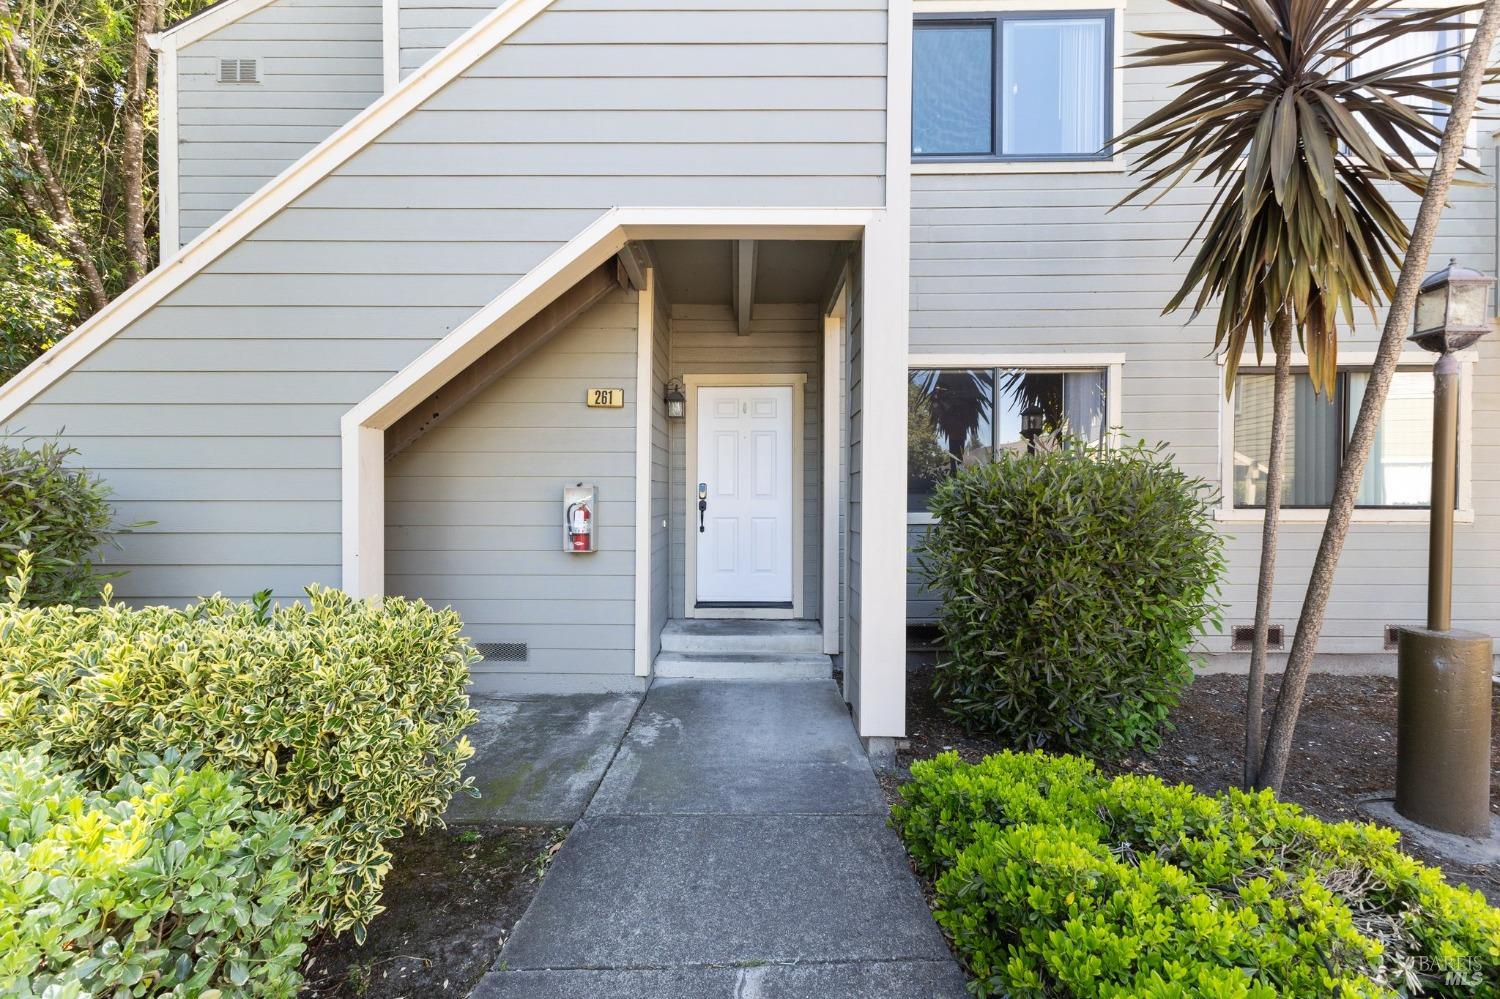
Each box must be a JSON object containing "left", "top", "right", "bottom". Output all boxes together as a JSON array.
[{"left": 563, "top": 483, "right": 597, "bottom": 553}]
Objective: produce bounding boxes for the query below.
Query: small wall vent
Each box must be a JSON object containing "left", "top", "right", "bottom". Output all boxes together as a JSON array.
[
  {"left": 1384, "top": 625, "right": 1404, "bottom": 651},
  {"left": 218, "top": 58, "right": 260, "bottom": 84},
  {"left": 1231, "top": 624, "right": 1284, "bottom": 652},
  {"left": 476, "top": 642, "right": 528, "bottom": 663}
]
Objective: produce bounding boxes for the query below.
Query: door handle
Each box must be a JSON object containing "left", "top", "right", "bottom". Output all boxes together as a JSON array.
[{"left": 698, "top": 482, "right": 708, "bottom": 533}]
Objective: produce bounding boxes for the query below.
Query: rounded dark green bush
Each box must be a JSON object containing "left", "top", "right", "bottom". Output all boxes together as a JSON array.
[
  {"left": 919, "top": 439, "right": 1224, "bottom": 755},
  {"left": 0, "top": 440, "right": 120, "bottom": 605}
]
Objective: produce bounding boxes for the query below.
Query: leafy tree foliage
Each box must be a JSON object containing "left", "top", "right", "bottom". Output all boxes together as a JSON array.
[
  {"left": 0, "top": 1, "right": 214, "bottom": 380},
  {"left": 0, "top": 227, "right": 74, "bottom": 380}
]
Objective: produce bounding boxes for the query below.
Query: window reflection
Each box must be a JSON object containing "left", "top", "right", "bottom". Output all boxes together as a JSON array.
[
  {"left": 1233, "top": 370, "right": 1434, "bottom": 509},
  {"left": 908, "top": 367, "right": 1107, "bottom": 512}
]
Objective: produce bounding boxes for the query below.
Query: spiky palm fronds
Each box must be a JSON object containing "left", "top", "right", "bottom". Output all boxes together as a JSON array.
[{"left": 1115, "top": 0, "right": 1493, "bottom": 393}]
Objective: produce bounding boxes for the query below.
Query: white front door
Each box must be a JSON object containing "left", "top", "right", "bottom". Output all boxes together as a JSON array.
[{"left": 695, "top": 385, "right": 795, "bottom": 604}]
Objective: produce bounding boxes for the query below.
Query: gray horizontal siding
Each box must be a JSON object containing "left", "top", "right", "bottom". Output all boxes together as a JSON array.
[
  {"left": 398, "top": 0, "right": 497, "bottom": 77},
  {"left": 666, "top": 303, "right": 824, "bottom": 621},
  {"left": 387, "top": 288, "right": 640, "bottom": 686},
  {"left": 906, "top": 0, "right": 1500, "bottom": 658},
  {"left": 2, "top": 0, "right": 886, "bottom": 618},
  {"left": 175, "top": 0, "right": 384, "bottom": 245}
]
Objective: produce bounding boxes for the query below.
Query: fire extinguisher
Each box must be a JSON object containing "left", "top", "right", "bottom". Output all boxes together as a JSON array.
[{"left": 567, "top": 496, "right": 592, "bottom": 552}]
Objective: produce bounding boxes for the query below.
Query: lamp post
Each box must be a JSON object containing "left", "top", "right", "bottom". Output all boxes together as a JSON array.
[
  {"left": 1395, "top": 258, "right": 1495, "bottom": 839},
  {"left": 1020, "top": 403, "right": 1045, "bottom": 454}
]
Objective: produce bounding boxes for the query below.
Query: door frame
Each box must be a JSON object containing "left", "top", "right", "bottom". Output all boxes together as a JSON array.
[{"left": 684, "top": 372, "right": 807, "bottom": 620}]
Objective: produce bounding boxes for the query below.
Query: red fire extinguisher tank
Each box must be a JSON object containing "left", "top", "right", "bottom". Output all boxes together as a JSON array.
[{"left": 563, "top": 483, "right": 597, "bottom": 553}]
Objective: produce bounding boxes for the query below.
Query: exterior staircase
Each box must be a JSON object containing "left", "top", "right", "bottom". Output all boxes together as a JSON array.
[{"left": 654, "top": 619, "right": 832, "bottom": 680}]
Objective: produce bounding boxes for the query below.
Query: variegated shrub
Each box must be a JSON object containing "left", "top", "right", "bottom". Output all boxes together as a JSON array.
[
  {"left": 0, "top": 748, "right": 316, "bottom": 998},
  {"left": 0, "top": 581, "right": 479, "bottom": 936}
]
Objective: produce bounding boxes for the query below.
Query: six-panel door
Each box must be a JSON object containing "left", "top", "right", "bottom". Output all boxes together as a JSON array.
[{"left": 695, "top": 385, "right": 795, "bottom": 604}]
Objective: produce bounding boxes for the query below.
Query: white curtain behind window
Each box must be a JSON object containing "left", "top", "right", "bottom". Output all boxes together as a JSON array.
[
  {"left": 1062, "top": 370, "right": 1107, "bottom": 443},
  {"left": 1057, "top": 19, "right": 1106, "bottom": 154}
]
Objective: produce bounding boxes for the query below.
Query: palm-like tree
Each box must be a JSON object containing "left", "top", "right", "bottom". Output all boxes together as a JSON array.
[{"left": 1113, "top": 0, "right": 1488, "bottom": 788}]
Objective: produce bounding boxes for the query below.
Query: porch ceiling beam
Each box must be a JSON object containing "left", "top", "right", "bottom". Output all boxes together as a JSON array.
[
  {"left": 385, "top": 260, "right": 624, "bottom": 459},
  {"left": 731, "top": 238, "right": 757, "bottom": 335},
  {"left": 616, "top": 241, "right": 655, "bottom": 292},
  {"left": 820, "top": 241, "right": 857, "bottom": 317}
]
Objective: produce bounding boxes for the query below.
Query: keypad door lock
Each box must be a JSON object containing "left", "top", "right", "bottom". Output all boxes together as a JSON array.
[{"left": 697, "top": 482, "right": 708, "bottom": 533}]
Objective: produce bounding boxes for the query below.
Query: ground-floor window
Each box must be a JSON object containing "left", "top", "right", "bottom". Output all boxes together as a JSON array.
[
  {"left": 1232, "top": 369, "right": 1438, "bottom": 510},
  {"left": 908, "top": 365, "right": 1108, "bottom": 513}
]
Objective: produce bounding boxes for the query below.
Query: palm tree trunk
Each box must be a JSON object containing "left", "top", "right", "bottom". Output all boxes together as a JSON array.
[
  {"left": 1257, "top": 0, "right": 1500, "bottom": 792},
  {"left": 120, "top": 0, "right": 162, "bottom": 286},
  {"left": 1244, "top": 306, "right": 1292, "bottom": 789}
]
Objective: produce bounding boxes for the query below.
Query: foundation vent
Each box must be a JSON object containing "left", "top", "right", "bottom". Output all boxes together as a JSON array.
[
  {"left": 1231, "top": 624, "right": 1283, "bottom": 652},
  {"left": 219, "top": 58, "right": 260, "bottom": 84},
  {"left": 1384, "top": 625, "right": 1404, "bottom": 651},
  {"left": 476, "top": 642, "right": 528, "bottom": 663}
]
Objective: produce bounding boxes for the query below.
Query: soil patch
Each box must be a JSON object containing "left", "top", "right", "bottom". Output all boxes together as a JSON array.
[
  {"left": 886, "top": 667, "right": 1499, "bottom": 903},
  {"left": 300, "top": 824, "right": 566, "bottom": 998}
]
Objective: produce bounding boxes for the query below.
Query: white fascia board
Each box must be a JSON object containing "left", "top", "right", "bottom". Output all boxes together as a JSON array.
[
  {"left": 151, "top": 0, "right": 282, "bottom": 50},
  {"left": 339, "top": 207, "right": 878, "bottom": 597},
  {"left": 0, "top": 0, "right": 557, "bottom": 425},
  {"left": 157, "top": 42, "right": 180, "bottom": 260},
  {"left": 383, "top": 0, "right": 401, "bottom": 92},
  {"left": 345, "top": 207, "right": 874, "bottom": 432}
]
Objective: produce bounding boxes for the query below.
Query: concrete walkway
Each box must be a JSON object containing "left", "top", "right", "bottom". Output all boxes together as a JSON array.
[{"left": 471, "top": 679, "right": 967, "bottom": 998}]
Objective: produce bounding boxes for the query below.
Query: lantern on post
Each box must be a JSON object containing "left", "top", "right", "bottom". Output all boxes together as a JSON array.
[{"left": 1395, "top": 258, "right": 1495, "bottom": 840}]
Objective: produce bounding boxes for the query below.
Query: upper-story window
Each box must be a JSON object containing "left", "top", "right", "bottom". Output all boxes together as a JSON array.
[
  {"left": 912, "top": 11, "right": 1113, "bottom": 162},
  {"left": 1346, "top": 12, "right": 1467, "bottom": 153}
]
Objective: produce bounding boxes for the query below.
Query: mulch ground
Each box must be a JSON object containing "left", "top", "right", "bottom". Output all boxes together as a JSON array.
[
  {"left": 885, "top": 667, "right": 1499, "bottom": 904},
  {"left": 300, "top": 824, "right": 566, "bottom": 998}
]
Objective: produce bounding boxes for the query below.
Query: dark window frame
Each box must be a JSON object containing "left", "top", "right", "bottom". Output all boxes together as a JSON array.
[
  {"left": 913, "top": 10, "right": 1116, "bottom": 164},
  {"left": 1232, "top": 367, "right": 1446, "bottom": 511}
]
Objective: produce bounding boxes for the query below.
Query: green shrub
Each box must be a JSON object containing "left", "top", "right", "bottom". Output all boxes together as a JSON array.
[
  {"left": 918, "top": 439, "right": 1224, "bottom": 755},
  {"left": 0, "top": 440, "right": 123, "bottom": 605},
  {"left": 892, "top": 751, "right": 1500, "bottom": 998},
  {"left": 0, "top": 581, "right": 480, "bottom": 936},
  {"left": 0, "top": 748, "right": 317, "bottom": 997}
]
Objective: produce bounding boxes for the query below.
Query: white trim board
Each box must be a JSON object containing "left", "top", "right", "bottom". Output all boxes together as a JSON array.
[
  {"left": 156, "top": 41, "right": 180, "bottom": 261},
  {"left": 633, "top": 268, "right": 656, "bottom": 677},
  {"left": 338, "top": 208, "right": 875, "bottom": 599},
  {"left": 682, "top": 373, "right": 808, "bottom": 621},
  {"left": 150, "top": 0, "right": 281, "bottom": 48},
  {"left": 4, "top": 0, "right": 559, "bottom": 427},
  {"left": 821, "top": 284, "right": 848, "bottom": 656},
  {"left": 383, "top": 0, "right": 401, "bottom": 92}
]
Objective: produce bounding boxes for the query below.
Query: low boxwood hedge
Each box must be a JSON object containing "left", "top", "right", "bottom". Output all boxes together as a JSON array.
[
  {"left": 0, "top": 564, "right": 479, "bottom": 939},
  {"left": 892, "top": 751, "right": 1500, "bottom": 998},
  {"left": 0, "top": 748, "right": 315, "bottom": 997}
]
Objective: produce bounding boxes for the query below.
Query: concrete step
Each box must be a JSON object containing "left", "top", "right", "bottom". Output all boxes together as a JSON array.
[
  {"left": 660, "top": 619, "right": 823, "bottom": 656},
  {"left": 653, "top": 652, "right": 832, "bottom": 681}
]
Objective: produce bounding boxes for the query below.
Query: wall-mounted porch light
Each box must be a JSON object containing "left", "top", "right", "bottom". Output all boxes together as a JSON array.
[{"left": 665, "top": 379, "right": 686, "bottom": 420}]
